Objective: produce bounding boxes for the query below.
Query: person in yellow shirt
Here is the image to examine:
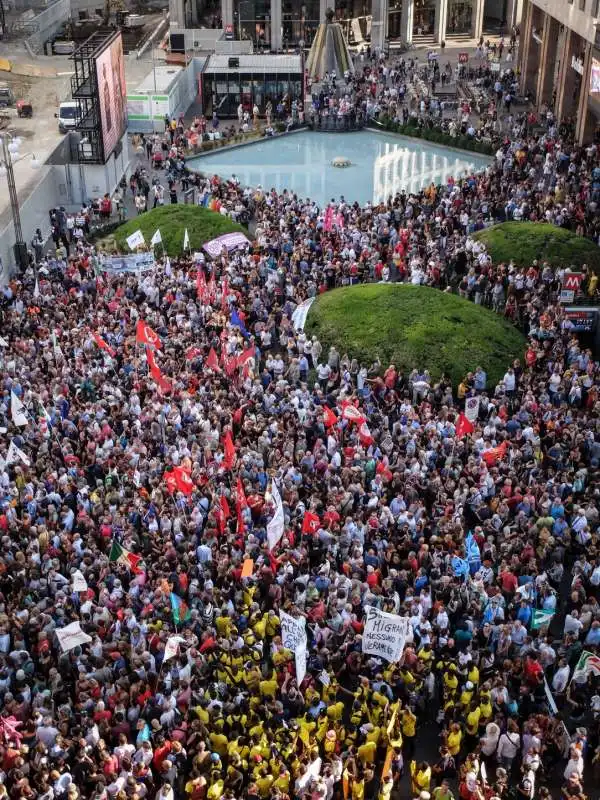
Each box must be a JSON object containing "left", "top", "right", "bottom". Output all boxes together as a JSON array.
[
  {"left": 401, "top": 707, "right": 417, "bottom": 759},
  {"left": 259, "top": 671, "right": 278, "bottom": 699},
  {"left": 446, "top": 722, "right": 462, "bottom": 757},
  {"left": 465, "top": 701, "right": 481, "bottom": 744},
  {"left": 410, "top": 761, "right": 431, "bottom": 796},
  {"left": 357, "top": 736, "right": 377, "bottom": 765}
]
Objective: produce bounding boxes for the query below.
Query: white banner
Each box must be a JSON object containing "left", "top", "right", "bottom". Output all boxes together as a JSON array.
[
  {"left": 464, "top": 396, "right": 480, "bottom": 423},
  {"left": 292, "top": 297, "right": 315, "bottom": 331},
  {"left": 267, "top": 480, "right": 285, "bottom": 550},
  {"left": 295, "top": 636, "right": 307, "bottom": 684},
  {"left": 102, "top": 253, "right": 155, "bottom": 274},
  {"left": 150, "top": 229, "right": 162, "bottom": 246},
  {"left": 280, "top": 611, "right": 306, "bottom": 651},
  {"left": 6, "top": 440, "right": 30, "bottom": 467},
  {"left": 72, "top": 570, "right": 88, "bottom": 593},
  {"left": 362, "top": 607, "right": 410, "bottom": 662},
  {"left": 126, "top": 229, "right": 145, "bottom": 250},
  {"left": 55, "top": 621, "right": 92, "bottom": 653}
]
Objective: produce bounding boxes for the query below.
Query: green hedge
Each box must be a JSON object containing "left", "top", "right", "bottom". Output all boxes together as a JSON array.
[
  {"left": 372, "top": 116, "right": 496, "bottom": 155},
  {"left": 97, "top": 205, "right": 248, "bottom": 258},
  {"left": 305, "top": 284, "right": 526, "bottom": 386},
  {"left": 472, "top": 222, "right": 600, "bottom": 271}
]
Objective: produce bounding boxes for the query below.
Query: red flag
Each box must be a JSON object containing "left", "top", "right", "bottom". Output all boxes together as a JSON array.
[
  {"left": 455, "top": 413, "right": 474, "bottom": 438},
  {"left": 482, "top": 440, "right": 508, "bottom": 467},
  {"left": 146, "top": 347, "right": 171, "bottom": 394},
  {"left": 322, "top": 405, "right": 338, "bottom": 428},
  {"left": 221, "top": 277, "right": 230, "bottom": 312},
  {"left": 342, "top": 401, "right": 366, "bottom": 425},
  {"left": 358, "top": 421, "right": 374, "bottom": 446},
  {"left": 302, "top": 511, "right": 320, "bottom": 536},
  {"left": 186, "top": 346, "right": 203, "bottom": 361},
  {"left": 223, "top": 430, "right": 237, "bottom": 469},
  {"left": 206, "top": 347, "right": 220, "bottom": 372},
  {"left": 232, "top": 405, "right": 246, "bottom": 426},
  {"left": 136, "top": 320, "right": 162, "bottom": 349},
  {"left": 92, "top": 331, "right": 116, "bottom": 358},
  {"left": 214, "top": 504, "right": 226, "bottom": 535},
  {"left": 163, "top": 470, "right": 178, "bottom": 494},
  {"left": 236, "top": 346, "right": 256, "bottom": 370},
  {"left": 224, "top": 356, "right": 237, "bottom": 377},
  {"left": 235, "top": 477, "right": 247, "bottom": 536},
  {"left": 220, "top": 495, "right": 231, "bottom": 519},
  {"left": 173, "top": 466, "right": 194, "bottom": 495},
  {"left": 196, "top": 268, "right": 207, "bottom": 301}
]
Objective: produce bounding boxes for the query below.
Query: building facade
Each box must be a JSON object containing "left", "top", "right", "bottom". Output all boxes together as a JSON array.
[
  {"left": 520, "top": 0, "right": 600, "bottom": 143},
  {"left": 209, "top": 0, "right": 522, "bottom": 51}
]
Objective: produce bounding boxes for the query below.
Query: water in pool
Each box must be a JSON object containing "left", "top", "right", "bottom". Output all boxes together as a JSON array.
[{"left": 188, "top": 130, "right": 491, "bottom": 207}]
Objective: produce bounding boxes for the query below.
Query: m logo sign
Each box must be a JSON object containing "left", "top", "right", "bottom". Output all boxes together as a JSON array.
[
  {"left": 560, "top": 272, "right": 583, "bottom": 303},
  {"left": 563, "top": 273, "right": 583, "bottom": 292}
]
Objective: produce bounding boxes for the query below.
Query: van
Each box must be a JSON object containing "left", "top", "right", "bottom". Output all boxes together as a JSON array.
[
  {"left": 55, "top": 101, "right": 79, "bottom": 133},
  {"left": 0, "top": 85, "right": 15, "bottom": 107}
]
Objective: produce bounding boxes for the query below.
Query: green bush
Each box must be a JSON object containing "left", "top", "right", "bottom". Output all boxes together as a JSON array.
[
  {"left": 305, "top": 284, "right": 526, "bottom": 386},
  {"left": 472, "top": 222, "right": 600, "bottom": 271},
  {"left": 96, "top": 205, "right": 248, "bottom": 257}
]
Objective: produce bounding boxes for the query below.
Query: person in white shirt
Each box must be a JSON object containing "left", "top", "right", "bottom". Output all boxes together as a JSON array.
[{"left": 552, "top": 658, "right": 571, "bottom": 694}]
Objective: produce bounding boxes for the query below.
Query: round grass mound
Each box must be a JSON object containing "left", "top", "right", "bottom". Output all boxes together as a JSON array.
[
  {"left": 305, "top": 284, "right": 526, "bottom": 386},
  {"left": 100, "top": 205, "right": 248, "bottom": 257},
  {"left": 471, "top": 222, "right": 600, "bottom": 271}
]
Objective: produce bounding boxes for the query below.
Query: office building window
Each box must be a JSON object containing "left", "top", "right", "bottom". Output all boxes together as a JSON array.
[{"left": 579, "top": 0, "right": 586, "bottom": 10}]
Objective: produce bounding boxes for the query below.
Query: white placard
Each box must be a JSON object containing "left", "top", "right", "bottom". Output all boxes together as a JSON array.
[
  {"left": 266, "top": 480, "right": 285, "bottom": 550},
  {"left": 55, "top": 621, "right": 92, "bottom": 653},
  {"left": 362, "top": 607, "right": 410, "bottom": 662},
  {"left": 280, "top": 611, "right": 306, "bottom": 651}
]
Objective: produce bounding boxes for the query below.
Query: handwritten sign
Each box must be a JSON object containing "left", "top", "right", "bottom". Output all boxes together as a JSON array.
[{"left": 362, "top": 607, "right": 409, "bottom": 662}]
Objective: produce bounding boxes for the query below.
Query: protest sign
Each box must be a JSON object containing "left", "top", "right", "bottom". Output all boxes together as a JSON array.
[
  {"left": 102, "top": 253, "right": 155, "bottom": 274},
  {"left": 55, "top": 622, "right": 92, "bottom": 653},
  {"left": 280, "top": 611, "right": 306, "bottom": 651},
  {"left": 362, "top": 606, "right": 409, "bottom": 662},
  {"left": 203, "top": 232, "right": 250, "bottom": 259}
]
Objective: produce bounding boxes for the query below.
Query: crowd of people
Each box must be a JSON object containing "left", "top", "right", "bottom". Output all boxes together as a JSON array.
[{"left": 6, "top": 35, "right": 600, "bottom": 800}]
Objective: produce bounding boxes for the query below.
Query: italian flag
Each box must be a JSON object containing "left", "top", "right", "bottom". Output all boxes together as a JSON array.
[
  {"left": 109, "top": 540, "right": 143, "bottom": 574},
  {"left": 572, "top": 650, "right": 600, "bottom": 684}
]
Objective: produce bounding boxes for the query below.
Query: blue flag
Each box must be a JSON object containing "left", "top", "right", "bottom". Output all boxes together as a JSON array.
[
  {"left": 452, "top": 556, "right": 469, "bottom": 580},
  {"left": 465, "top": 532, "right": 481, "bottom": 575},
  {"left": 231, "top": 309, "right": 249, "bottom": 338}
]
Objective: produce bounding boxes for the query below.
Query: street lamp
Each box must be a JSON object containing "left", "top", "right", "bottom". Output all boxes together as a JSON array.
[{"left": 0, "top": 133, "right": 28, "bottom": 271}]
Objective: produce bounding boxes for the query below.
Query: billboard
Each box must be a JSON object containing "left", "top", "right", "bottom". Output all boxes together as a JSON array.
[
  {"left": 590, "top": 56, "right": 600, "bottom": 98},
  {"left": 96, "top": 33, "right": 127, "bottom": 161}
]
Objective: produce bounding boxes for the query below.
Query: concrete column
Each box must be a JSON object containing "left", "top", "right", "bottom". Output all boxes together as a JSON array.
[
  {"left": 576, "top": 43, "right": 593, "bottom": 144},
  {"left": 554, "top": 29, "right": 571, "bottom": 121},
  {"left": 270, "top": 0, "right": 282, "bottom": 50},
  {"left": 319, "top": 0, "right": 328, "bottom": 23},
  {"left": 505, "top": 0, "right": 523, "bottom": 28},
  {"left": 400, "top": 0, "right": 413, "bottom": 45},
  {"left": 535, "top": 13, "right": 555, "bottom": 111},
  {"left": 518, "top": 0, "right": 533, "bottom": 96},
  {"left": 169, "top": 0, "right": 186, "bottom": 27},
  {"left": 221, "top": 0, "right": 233, "bottom": 27},
  {"left": 471, "top": 0, "right": 484, "bottom": 40},
  {"left": 434, "top": 0, "right": 447, "bottom": 43},
  {"left": 371, "top": 0, "right": 388, "bottom": 52}
]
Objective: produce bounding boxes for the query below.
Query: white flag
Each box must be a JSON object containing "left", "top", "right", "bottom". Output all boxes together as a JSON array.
[
  {"left": 72, "top": 569, "right": 88, "bottom": 592},
  {"left": 165, "top": 256, "right": 172, "bottom": 276},
  {"left": 150, "top": 229, "right": 162, "bottom": 246},
  {"left": 464, "top": 396, "right": 480, "bottom": 423},
  {"left": 295, "top": 635, "right": 307, "bottom": 684},
  {"left": 183, "top": 228, "right": 190, "bottom": 251},
  {"left": 11, "top": 391, "right": 28, "bottom": 427},
  {"left": 267, "top": 479, "right": 285, "bottom": 550},
  {"left": 126, "top": 229, "right": 145, "bottom": 251},
  {"left": 33, "top": 278, "right": 40, "bottom": 299},
  {"left": 164, "top": 634, "right": 185, "bottom": 662},
  {"left": 6, "top": 440, "right": 30, "bottom": 467},
  {"left": 0, "top": 336, "right": 8, "bottom": 348}
]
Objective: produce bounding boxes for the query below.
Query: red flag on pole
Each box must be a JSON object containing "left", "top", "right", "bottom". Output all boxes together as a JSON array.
[
  {"left": 358, "top": 421, "right": 374, "bottom": 446},
  {"left": 173, "top": 466, "right": 194, "bottom": 495},
  {"left": 92, "top": 331, "right": 116, "bottom": 358},
  {"left": 455, "top": 413, "right": 474, "bottom": 438},
  {"left": 482, "top": 440, "right": 508, "bottom": 466},
  {"left": 236, "top": 346, "right": 256, "bottom": 370},
  {"left": 196, "top": 268, "right": 207, "bottom": 301},
  {"left": 220, "top": 495, "right": 231, "bottom": 519},
  {"left": 136, "top": 320, "right": 162, "bottom": 349},
  {"left": 186, "top": 346, "right": 203, "bottom": 361},
  {"left": 163, "top": 470, "right": 178, "bottom": 494},
  {"left": 341, "top": 401, "right": 366, "bottom": 425},
  {"left": 145, "top": 347, "right": 172, "bottom": 394},
  {"left": 322, "top": 405, "right": 338, "bottom": 428},
  {"left": 235, "top": 477, "right": 247, "bottom": 536},
  {"left": 206, "top": 347, "right": 221, "bottom": 372},
  {"left": 302, "top": 511, "right": 321, "bottom": 535},
  {"left": 223, "top": 430, "right": 237, "bottom": 469}
]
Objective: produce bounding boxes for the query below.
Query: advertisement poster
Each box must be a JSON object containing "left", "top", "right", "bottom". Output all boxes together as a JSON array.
[
  {"left": 96, "top": 33, "right": 127, "bottom": 161},
  {"left": 591, "top": 56, "right": 600, "bottom": 98}
]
